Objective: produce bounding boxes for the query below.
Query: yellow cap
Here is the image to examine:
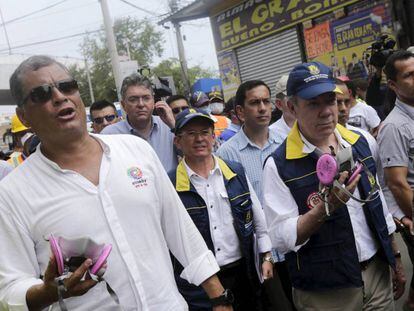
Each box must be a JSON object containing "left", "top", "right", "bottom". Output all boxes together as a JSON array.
[{"left": 11, "top": 114, "right": 29, "bottom": 133}]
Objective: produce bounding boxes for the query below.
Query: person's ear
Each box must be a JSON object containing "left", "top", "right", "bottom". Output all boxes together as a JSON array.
[
  {"left": 287, "top": 99, "right": 297, "bottom": 118},
  {"left": 275, "top": 98, "right": 283, "bottom": 111},
  {"left": 16, "top": 106, "right": 31, "bottom": 129},
  {"left": 173, "top": 135, "right": 182, "bottom": 150},
  {"left": 235, "top": 105, "right": 245, "bottom": 123},
  {"left": 387, "top": 79, "right": 397, "bottom": 94}
]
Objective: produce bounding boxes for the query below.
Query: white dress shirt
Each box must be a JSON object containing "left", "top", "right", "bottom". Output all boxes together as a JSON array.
[
  {"left": 263, "top": 129, "right": 396, "bottom": 262},
  {"left": 183, "top": 156, "right": 271, "bottom": 267},
  {"left": 0, "top": 134, "right": 219, "bottom": 311}
]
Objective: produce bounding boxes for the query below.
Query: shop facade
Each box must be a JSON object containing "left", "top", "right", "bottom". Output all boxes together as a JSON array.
[{"left": 163, "top": 0, "right": 413, "bottom": 101}]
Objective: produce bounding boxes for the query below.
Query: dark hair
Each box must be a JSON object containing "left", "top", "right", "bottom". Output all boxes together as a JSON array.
[
  {"left": 90, "top": 100, "right": 117, "bottom": 117},
  {"left": 235, "top": 80, "right": 271, "bottom": 107},
  {"left": 223, "top": 97, "right": 235, "bottom": 114},
  {"left": 344, "top": 80, "right": 357, "bottom": 98},
  {"left": 384, "top": 50, "right": 414, "bottom": 81},
  {"left": 166, "top": 95, "right": 188, "bottom": 106},
  {"left": 10, "top": 55, "right": 69, "bottom": 107},
  {"left": 334, "top": 78, "right": 347, "bottom": 86},
  {"left": 120, "top": 73, "right": 153, "bottom": 100},
  {"left": 353, "top": 78, "right": 368, "bottom": 91}
]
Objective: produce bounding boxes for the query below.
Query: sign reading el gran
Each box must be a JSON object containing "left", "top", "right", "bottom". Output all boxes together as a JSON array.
[{"left": 211, "top": 0, "right": 359, "bottom": 52}]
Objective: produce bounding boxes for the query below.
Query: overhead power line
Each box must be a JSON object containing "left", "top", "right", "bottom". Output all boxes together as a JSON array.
[
  {"left": 0, "top": 0, "right": 68, "bottom": 27},
  {"left": 119, "top": 0, "right": 166, "bottom": 17},
  {"left": 0, "top": 29, "right": 101, "bottom": 53}
]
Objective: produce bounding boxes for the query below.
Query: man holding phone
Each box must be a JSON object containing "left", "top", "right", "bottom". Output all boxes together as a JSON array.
[
  {"left": 102, "top": 73, "right": 178, "bottom": 172},
  {"left": 262, "top": 62, "right": 403, "bottom": 310},
  {"left": 0, "top": 55, "right": 232, "bottom": 311}
]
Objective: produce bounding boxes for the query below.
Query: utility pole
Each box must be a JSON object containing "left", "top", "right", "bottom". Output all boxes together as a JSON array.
[
  {"left": 173, "top": 21, "right": 191, "bottom": 95},
  {"left": 99, "top": 0, "right": 122, "bottom": 100},
  {"left": 84, "top": 57, "right": 95, "bottom": 103}
]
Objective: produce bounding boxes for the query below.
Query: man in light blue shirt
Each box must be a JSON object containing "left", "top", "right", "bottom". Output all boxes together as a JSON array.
[
  {"left": 217, "top": 80, "right": 294, "bottom": 311},
  {"left": 102, "top": 74, "right": 178, "bottom": 172}
]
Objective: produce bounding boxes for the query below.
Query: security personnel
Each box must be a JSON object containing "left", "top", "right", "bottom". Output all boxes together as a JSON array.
[
  {"left": 263, "top": 62, "right": 403, "bottom": 310},
  {"left": 169, "top": 108, "right": 272, "bottom": 311},
  {"left": 7, "top": 114, "right": 31, "bottom": 168}
]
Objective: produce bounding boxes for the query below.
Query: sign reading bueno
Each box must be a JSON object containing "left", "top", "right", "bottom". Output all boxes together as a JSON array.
[{"left": 211, "top": 0, "right": 358, "bottom": 52}]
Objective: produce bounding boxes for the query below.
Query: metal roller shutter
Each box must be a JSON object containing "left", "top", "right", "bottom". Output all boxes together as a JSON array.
[{"left": 236, "top": 28, "right": 303, "bottom": 95}]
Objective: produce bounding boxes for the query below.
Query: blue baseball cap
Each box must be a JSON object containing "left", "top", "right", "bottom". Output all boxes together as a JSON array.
[
  {"left": 287, "top": 62, "right": 340, "bottom": 99},
  {"left": 190, "top": 91, "right": 210, "bottom": 108},
  {"left": 173, "top": 108, "right": 214, "bottom": 134}
]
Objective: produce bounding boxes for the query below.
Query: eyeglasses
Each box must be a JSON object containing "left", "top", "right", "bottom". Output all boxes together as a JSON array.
[
  {"left": 172, "top": 106, "right": 189, "bottom": 114},
  {"left": 23, "top": 79, "right": 79, "bottom": 104},
  {"left": 92, "top": 114, "right": 117, "bottom": 124},
  {"left": 178, "top": 129, "right": 213, "bottom": 139},
  {"left": 125, "top": 95, "right": 153, "bottom": 105}
]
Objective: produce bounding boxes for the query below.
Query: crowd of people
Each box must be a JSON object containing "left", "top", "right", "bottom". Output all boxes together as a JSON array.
[{"left": 0, "top": 49, "right": 413, "bottom": 311}]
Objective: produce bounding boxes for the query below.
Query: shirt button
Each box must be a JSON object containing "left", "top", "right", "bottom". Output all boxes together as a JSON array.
[
  {"left": 217, "top": 248, "right": 221, "bottom": 251},
  {"left": 210, "top": 205, "right": 213, "bottom": 209},
  {"left": 207, "top": 184, "right": 210, "bottom": 187},
  {"left": 214, "top": 226, "right": 217, "bottom": 230}
]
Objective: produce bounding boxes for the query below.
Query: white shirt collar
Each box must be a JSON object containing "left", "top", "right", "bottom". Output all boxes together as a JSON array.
[
  {"left": 183, "top": 155, "right": 222, "bottom": 180},
  {"left": 299, "top": 129, "right": 350, "bottom": 155}
]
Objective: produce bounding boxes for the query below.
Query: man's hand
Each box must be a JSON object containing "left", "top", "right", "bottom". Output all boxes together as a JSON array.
[
  {"left": 44, "top": 255, "right": 98, "bottom": 299},
  {"left": 392, "top": 257, "right": 406, "bottom": 300},
  {"left": 213, "top": 306, "right": 233, "bottom": 311},
  {"left": 27, "top": 255, "right": 99, "bottom": 310},
  {"left": 155, "top": 101, "right": 175, "bottom": 129},
  {"left": 401, "top": 217, "right": 414, "bottom": 235},
  {"left": 261, "top": 253, "right": 274, "bottom": 280},
  {"left": 328, "top": 171, "right": 361, "bottom": 213}
]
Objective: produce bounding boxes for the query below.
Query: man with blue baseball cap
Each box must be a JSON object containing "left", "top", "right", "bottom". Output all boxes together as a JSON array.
[
  {"left": 262, "top": 62, "right": 404, "bottom": 310},
  {"left": 169, "top": 108, "right": 273, "bottom": 310}
]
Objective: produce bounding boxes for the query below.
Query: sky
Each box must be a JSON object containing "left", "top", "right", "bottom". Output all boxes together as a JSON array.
[{"left": 0, "top": 0, "right": 219, "bottom": 70}]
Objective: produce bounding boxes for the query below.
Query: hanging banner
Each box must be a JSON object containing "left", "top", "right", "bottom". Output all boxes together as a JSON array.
[
  {"left": 217, "top": 50, "right": 241, "bottom": 101},
  {"left": 306, "top": 3, "right": 394, "bottom": 79},
  {"left": 304, "top": 21, "right": 333, "bottom": 59},
  {"left": 211, "top": 0, "right": 359, "bottom": 52}
]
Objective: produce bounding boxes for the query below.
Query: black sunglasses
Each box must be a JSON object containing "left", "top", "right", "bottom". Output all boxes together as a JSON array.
[
  {"left": 172, "top": 106, "right": 189, "bottom": 114},
  {"left": 93, "top": 114, "right": 116, "bottom": 124},
  {"left": 23, "top": 79, "right": 79, "bottom": 104}
]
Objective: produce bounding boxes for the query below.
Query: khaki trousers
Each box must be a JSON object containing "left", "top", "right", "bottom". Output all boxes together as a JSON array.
[{"left": 292, "top": 255, "right": 394, "bottom": 311}]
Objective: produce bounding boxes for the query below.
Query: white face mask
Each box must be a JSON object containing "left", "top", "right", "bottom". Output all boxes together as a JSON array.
[
  {"left": 202, "top": 105, "right": 212, "bottom": 114},
  {"left": 210, "top": 102, "right": 224, "bottom": 115}
]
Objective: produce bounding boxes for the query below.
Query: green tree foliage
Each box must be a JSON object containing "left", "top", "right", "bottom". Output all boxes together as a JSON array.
[
  {"left": 72, "top": 16, "right": 218, "bottom": 105},
  {"left": 153, "top": 58, "right": 218, "bottom": 96},
  {"left": 72, "top": 17, "right": 164, "bottom": 106}
]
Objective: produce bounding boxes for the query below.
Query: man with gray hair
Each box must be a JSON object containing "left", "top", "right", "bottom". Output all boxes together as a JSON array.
[
  {"left": 102, "top": 73, "right": 177, "bottom": 172},
  {"left": 0, "top": 55, "right": 232, "bottom": 311}
]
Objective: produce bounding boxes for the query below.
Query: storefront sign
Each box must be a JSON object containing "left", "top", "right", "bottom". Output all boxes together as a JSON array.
[
  {"left": 306, "top": 3, "right": 394, "bottom": 79},
  {"left": 211, "top": 0, "right": 359, "bottom": 52},
  {"left": 217, "top": 50, "right": 241, "bottom": 101},
  {"left": 304, "top": 21, "right": 333, "bottom": 59}
]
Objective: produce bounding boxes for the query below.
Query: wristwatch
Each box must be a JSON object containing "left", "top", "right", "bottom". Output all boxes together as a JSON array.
[
  {"left": 263, "top": 255, "right": 275, "bottom": 264},
  {"left": 210, "top": 289, "right": 234, "bottom": 307}
]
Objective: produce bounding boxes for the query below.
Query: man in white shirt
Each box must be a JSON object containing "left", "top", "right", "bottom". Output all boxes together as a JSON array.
[
  {"left": 170, "top": 108, "right": 272, "bottom": 310},
  {"left": 0, "top": 55, "right": 232, "bottom": 311},
  {"left": 335, "top": 79, "right": 379, "bottom": 162},
  {"left": 269, "top": 75, "right": 295, "bottom": 144},
  {"left": 263, "top": 61, "right": 404, "bottom": 310},
  {"left": 346, "top": 80, "right": 381, "bottom": 137}
]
